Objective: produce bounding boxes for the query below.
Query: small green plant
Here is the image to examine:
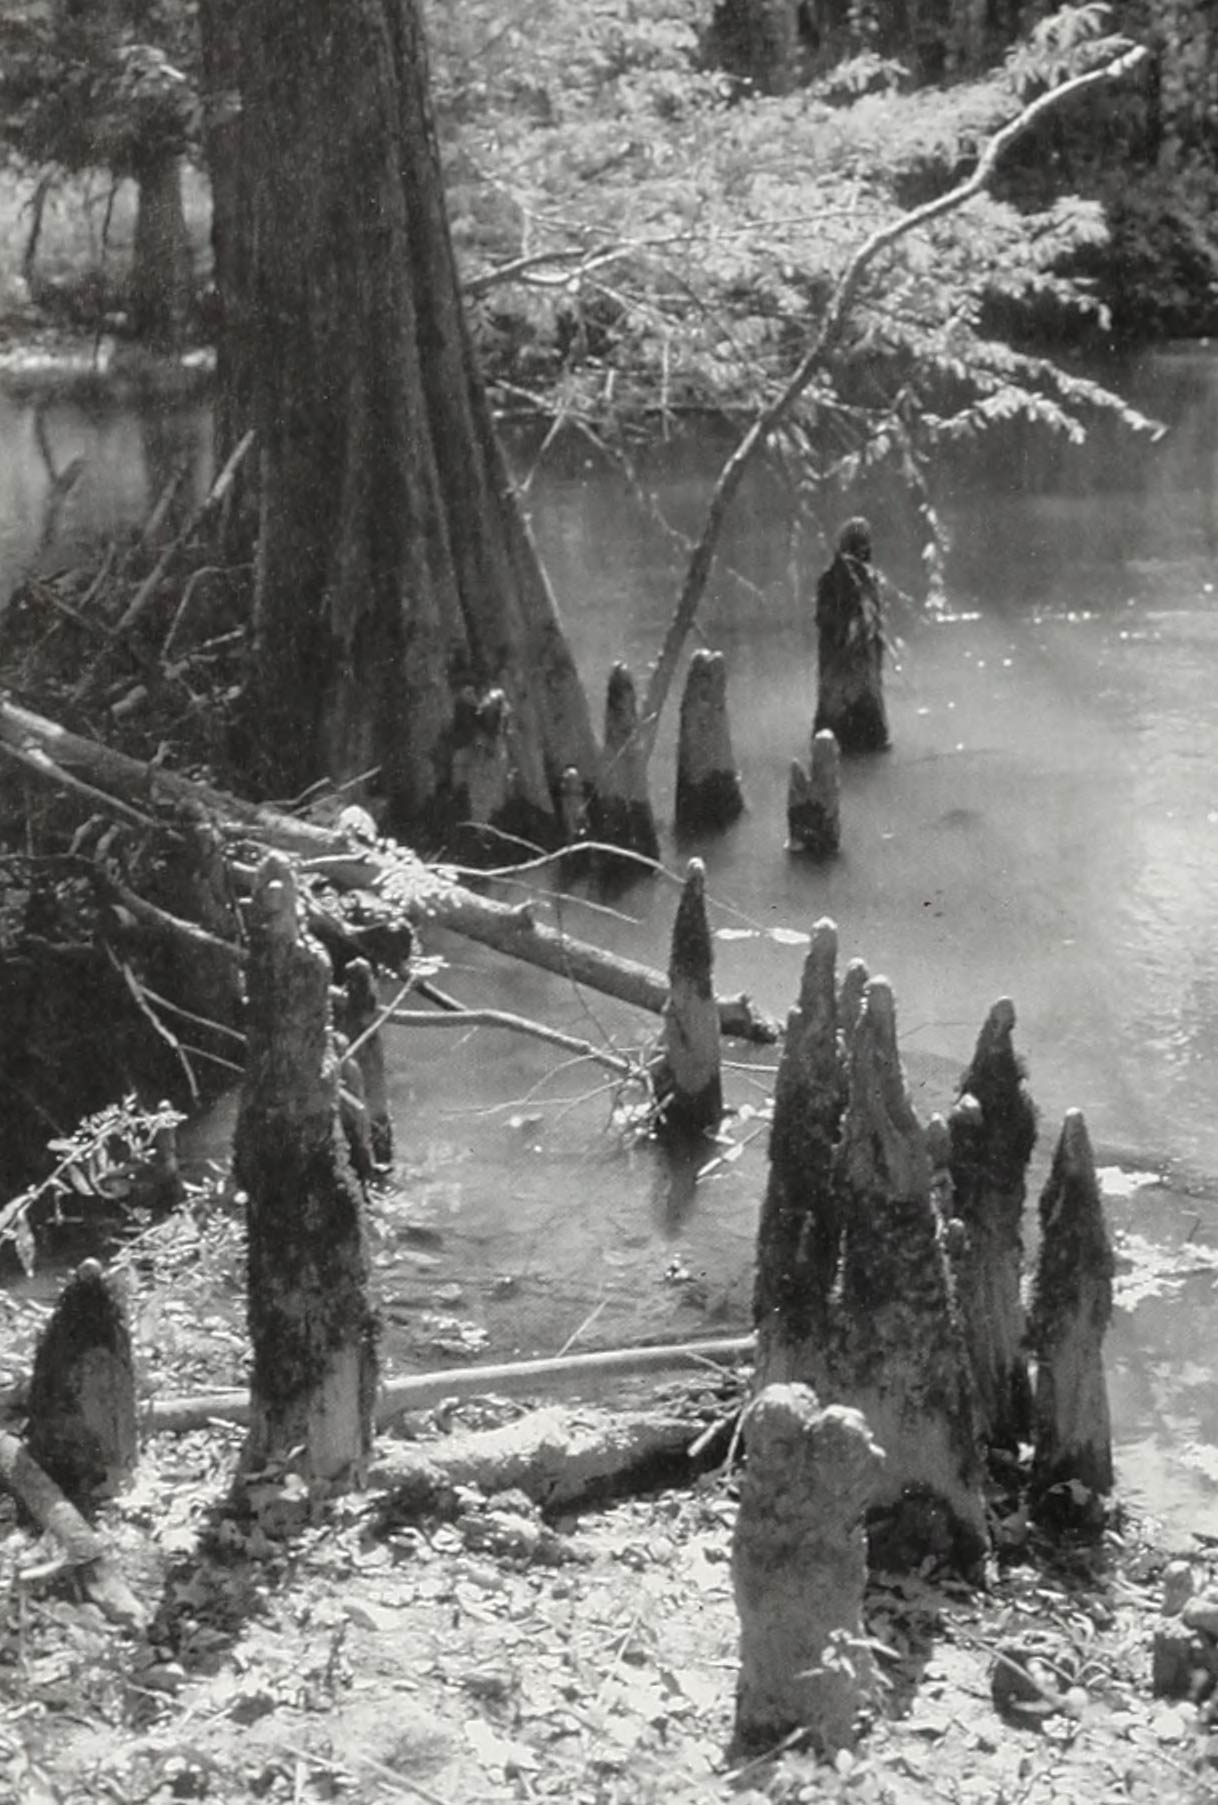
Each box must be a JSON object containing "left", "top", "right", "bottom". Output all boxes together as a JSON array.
[{"left": 0, "top": 1094, "right": 184, "bottom": 1275}]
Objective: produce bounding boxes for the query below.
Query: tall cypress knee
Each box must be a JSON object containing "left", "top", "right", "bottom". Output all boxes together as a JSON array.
[{"left": 234, "top": 855, "right": 378, "bottom": 1483}]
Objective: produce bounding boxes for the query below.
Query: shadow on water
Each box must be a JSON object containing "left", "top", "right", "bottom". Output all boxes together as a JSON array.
[{"left": 9, "top": 347, "right": 1218, "bottom": 1535}]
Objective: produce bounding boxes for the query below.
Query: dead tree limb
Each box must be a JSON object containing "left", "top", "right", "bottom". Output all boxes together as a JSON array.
[
  {"left": 0, "top": 696, "right": 778, "bottom": 1042},
  {"left": 130, "top": 1335, "right": 756, "bottom": 1436},
  {"left": 388, "top": 1005, "right": 645, "bottom": 1083},
  {"left": 636, "top": 44, "right": 1150, "bottom": 764},
  {"left": 0, "top": 1431, "right": 147, "bottom": 1631}
]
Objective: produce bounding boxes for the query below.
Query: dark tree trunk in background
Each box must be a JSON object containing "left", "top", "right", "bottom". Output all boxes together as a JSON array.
[
  {"left": 198, "top": 0, "right": 253, "bottom": 467},
  {"left": 229, "top": 0, "right": 598, "bottom": 839},
  {"left": 129, "top": 146, "right": 191, "bottom": 350}
]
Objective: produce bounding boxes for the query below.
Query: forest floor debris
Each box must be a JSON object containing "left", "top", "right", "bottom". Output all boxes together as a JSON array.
[{"left": 3, "top": 1265, "right": 1218, "bottom": 1802}]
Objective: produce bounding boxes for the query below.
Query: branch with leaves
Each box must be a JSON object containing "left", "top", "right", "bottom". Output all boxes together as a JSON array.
[{"left": 636, "top": 42, "right": 1151, "bottom": 765}]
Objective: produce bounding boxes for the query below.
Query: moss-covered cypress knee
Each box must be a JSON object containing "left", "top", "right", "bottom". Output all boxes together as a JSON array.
[
  {"left": 832, "top": 978, "right": 988, "bottom": 1571},
  {"left": 1028, "top": 1109, "right": 1114, "bottom": 1519},
  {"left": 754, "top": 919, "right": 846, "bottom": 1386},
  {"left": 589, "top": 661, "right": 659, "bottom": 868},
  {"left": 651, "top": 859, "right": 722, "bottom": 1137},
  {"left": 948, "top": 998, "right": 1037, "bottom": 1452},
  {"left": 814, "top": 518, "right": 889, "bottom": 754},
  {"left": 787, "top": 728, "right": 840, "bottom": 856},
  {"left": 25, "top": 1258, "right": 137, "bottom": 1508},
  {"left": 675, "top": 649, "right": 745, "bottom": 835},
  {"left": 234, "top": 854, "right": 378, "bottom": 1486}
]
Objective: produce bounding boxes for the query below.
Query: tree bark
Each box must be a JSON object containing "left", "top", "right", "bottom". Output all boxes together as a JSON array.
[
  {"left": 233, "top": 856, "right": 379, "bottom": 1483},
  {"left": 233, "top": 0, "right": 598, "bottom": 837},
  {"left": 129, "top": 146, "right": 192, "bottom": 351},
  {"left": 198, "top": 0, "right": 255, "bottom": 476}
]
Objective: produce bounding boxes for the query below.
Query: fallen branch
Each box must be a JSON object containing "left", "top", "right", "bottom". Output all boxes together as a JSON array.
[
  {"left": 637, "top": 43, "right": 1151, "bottom": 763},
  {"left": 0, "top": 1430, "right": 147, "bottom": 1630},
  {"left": 0, "top": 696, "right": 778, "bottom": 1044},
  {"left": 388, "top": 1004, "right": 645, "bottom": 1082},
  {"left": 138, "top": 1335, "right": 756, "bottom": 1435}
]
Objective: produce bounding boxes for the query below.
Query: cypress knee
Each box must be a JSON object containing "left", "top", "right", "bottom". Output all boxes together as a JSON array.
[
  {"left": 733, "top": 1384, "right": 884, "bottom": 1756},
  {"left": 754, "top": 919, "right": 846, "bottom": 1386},
  {"left": 675, "top": 649, "right": 745, "bottom": 834},
  {"left": 833, "top": 978, "right": 987, "bottom": 1570},
  {"left": 948, "top": 999, "right": 1037, "bottom": 1451},
  {"left": 814, "top": 518, "right": 889, "bottom": 753},
  {"left": 787, "top": 729, "right": 841, "bottom": 856},
  {"left": 24, "top": 1259, "right": 137, "bottom": 1507},
  {"left": 590, "top": 662, "right": 659, "bottom": 865},
  {"left": 651, "top": 859, "right": 722, "bottom": 1137},
  {"left": 234, "top": 855, "right": 378, "bottom": 1484},
  {"left": 1028, "top": 1109, "right": 1114, "bottom": 1517}
]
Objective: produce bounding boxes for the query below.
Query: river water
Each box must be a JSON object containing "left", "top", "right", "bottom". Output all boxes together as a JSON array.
[{"left": 5, "top": 348, "right": 1218, "bottom": 1535}]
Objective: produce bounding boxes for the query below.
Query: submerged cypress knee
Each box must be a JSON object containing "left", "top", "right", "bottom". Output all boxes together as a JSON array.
[
  {"left": 754, "top": 919, "right": 846, "bottom": 1386},
  {"left": 834, "top": 978, "right": 987, "bottom": 1569},
  {"left": 675, "top": 649, "right": 744, "bottom": 834},
  {"left": 814, "top": 518, "right": 889, "bottom": 753},
  {"left": 1028, "top": 1109, "right": 1114, "bottom": 1515},
  {"left": 337, "top": 958, "right": 393, "bottom": 1167},
  {"left": 651, "top": 859, "right": 722, "bottom": 1137},
  {"left": 787, "top": 729, "right": 841, "bottom": 856},
  {"left": 234, "top": 855, "right": 378, "bottom": 1484},
  {"left": 25, "top": 1259, "right": 137, "bottom": 1507},
  {"left": 733, "top": 1384, "right": 883, "bottom": 1757},
  {"left": 590, "top": 662, "right": 659, "bottom": 865},
  {"left": 949, "top": 999, "right": 1037, "bottom": 1451}
]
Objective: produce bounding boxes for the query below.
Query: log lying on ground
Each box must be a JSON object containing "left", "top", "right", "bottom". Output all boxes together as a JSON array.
[
  {"left": 234, "top": 855, "right": 379, "bottom": 1484},
  {"left": 675, "top": 649, "right": 745, "bottom": 835},
  {"left": 651, "top": 859, "right": 723, "bottom": 1136},
  {"left": 786, "top": 729, "right": 841, "bottom": 857},
  {"left": 0, "top": 1431, "right": 147, "bottom": 1630},
  {"left": 948, "top": 999, "right": 1037, "bottom": 1451},
  {"left": 0, "top": 696, "right": 778, "bottom": 1045},
  {"left": 1028, "top": 1109, "right": 1114, "bottom": 1515},
  {"left": 753, "top": 919, "right": 845, "bottom": 1384},
  {"left": 590, "top": 662, "right": 660, "bottom": 864},
  {"left": 133, "top": 1336, "right": 756, "bottom": 1436},
  {"left": 24, "top": 1259, "right": 138, "bottom": 1506},
  {"left": 833, "top": 978, "right": 988, "bottom": 1570},
  {"left": 371, "top": 1403, "right": 706, "bottom": 1513},
  {"left": 732, "top": 1385, "right": 883, "bottom": 1756},
  {"left": 814, "top": 518, "right": 889, "bottom": 754}
]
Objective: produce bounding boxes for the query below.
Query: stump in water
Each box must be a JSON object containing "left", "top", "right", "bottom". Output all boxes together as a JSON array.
[
  {"left": 786, "top": 729, "right": 841, "bottom": 857},
  {"left": 449, "top": 687, "right": 512, "bottom": 859},
  {"left": 833, "top": 978, "right": 988, "bottom": 1570},
  {"left": 1028, "top": 1109, "right": 1114, "bottom": 1515},
  {"left": 754, "top": 920, "right": 845, "bottom": 1385},
  {"left": 814, "top": 518, "right": 889, "bottom": 753},
  {"left": 590, "top": 662, "right": 660, "bottom": 866},
  {"left": 675, "top": 649, "right": 745, "bottom": 835},
  {"left": 233, "top": 855, "right": 378, "bottom": 1484},
  {"left": 25, "top": 1260, "right": 137, "bottom": 1507},
  {"left": 947, "top": 999, "right": 1037, "bottom": 1452},
  {"left": 651, "top": 859, "right": 722, "bottom": 1137},
  {"left": 733, "top": 1383, "right": 883, "bottom": 1756},
  {"left": 337, "top": 958, "right": 392, "bottom": 1167}
]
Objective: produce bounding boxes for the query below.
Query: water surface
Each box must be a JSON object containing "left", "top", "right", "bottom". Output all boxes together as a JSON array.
[{"left": 6, "top": 349, "right": 1218, "bottom": 1536}]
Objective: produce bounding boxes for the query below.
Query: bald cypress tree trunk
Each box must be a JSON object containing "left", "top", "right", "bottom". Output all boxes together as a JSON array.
[{"left": 229, "top": 0, "right": 598, "bottom": 839}]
